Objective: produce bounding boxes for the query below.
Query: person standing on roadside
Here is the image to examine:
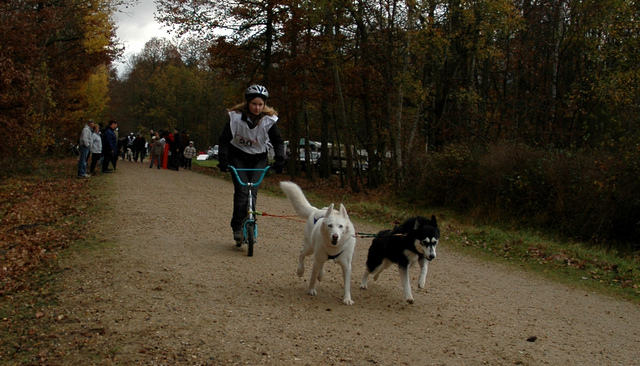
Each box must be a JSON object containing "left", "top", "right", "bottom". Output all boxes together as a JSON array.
[
  {"left": 183, "top": 141, "right": 197, "bottom": 170},
  {"left": 133, "top": 133, "right": 147, "bottom": 162},
  {"left": 102, "top": 120, "right": 118, "bottom": 173},
  {"left": 161, "top": 130, "right": 171, "bottom": 169},
  {"left": 76, "top": 119, "right": 94, "bottom": 178},
  {"left": 149, "top": 136, "right": 164, "bottom": 169},
  {"left": 180, "top": 131, "right": 190, "bottom": 167},
  {"left": 218, "top": 84, "right": 285, "bottom": 244},
  {"left": 126, "top": 132, "right": 135, "bottom": 152},
  {"left": 170, "top": 128, "right": 182, "bottom": 171},
  {"left": 88, "top": 124, "right": 102, "bottom": 175}
]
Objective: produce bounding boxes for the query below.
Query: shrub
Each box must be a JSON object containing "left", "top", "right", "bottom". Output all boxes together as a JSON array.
[
  {"left": 404, "top": 142, "right": 476, "bottom": 208},
  {"left": 406, "top": 141, "right": 640, "bottom": 251}
]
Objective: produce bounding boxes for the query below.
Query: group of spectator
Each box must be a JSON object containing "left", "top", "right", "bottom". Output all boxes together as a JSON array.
[
  {"left": 77, "top": 122, "right": 199, "bottom": 177},
  {"left": 76, "top": 119, "right": 119, "bottom": 178},
  {"left": 146, "top": 128, "right": 198, "bottom": 171},
  {"left": 121, "top": 133, "right": 148, "bottom": 162}
]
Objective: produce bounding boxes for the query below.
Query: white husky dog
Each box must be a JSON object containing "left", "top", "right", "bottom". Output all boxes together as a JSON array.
[{"left": 280, "top": 181, "right": 356, "bottom": 305}]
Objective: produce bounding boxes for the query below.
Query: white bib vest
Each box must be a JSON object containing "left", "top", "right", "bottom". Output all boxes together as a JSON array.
[{"left": 229, "top": 111, "right": 278, "bottom": 154}]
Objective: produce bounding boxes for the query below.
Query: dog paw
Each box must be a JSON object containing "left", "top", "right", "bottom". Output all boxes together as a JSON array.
[
  {"left": 343, "top": 298, "right": 354, "bottom": 305},
  {"left": 418, "top": 282, "right": 425, "bottom": 289},
  {"left": 308, "top": 289, "right": 317, "bottom": 296},
  {"left": 296, "top": 269, "right": 304, "bottom": 277},
  {"left": 360, "top": 283, "right": 368, "bottom": 289},
  {"left": 406, "top": 298, "right": 414, "bottom": 304}
]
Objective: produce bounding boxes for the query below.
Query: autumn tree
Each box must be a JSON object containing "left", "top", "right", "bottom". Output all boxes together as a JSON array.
[
  {"left": 111, "top": 0, "right": 640, "bottom": 244},
  {"left": 83, "top": 64, "right": 112, "bottom": 122},
  {"left": 153, "top": 0, "right": 640, "bottom": 188},
  {"left": 0, "top": 0, "right": 122, "bottom": 169},
  {"left": 111, "top": 37, "right": 227, "bottom": 149}
]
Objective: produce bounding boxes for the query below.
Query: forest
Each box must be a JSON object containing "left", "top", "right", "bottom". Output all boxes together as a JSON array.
[{"left": 2, "top": 0, "right": 639, "bottom": 249}]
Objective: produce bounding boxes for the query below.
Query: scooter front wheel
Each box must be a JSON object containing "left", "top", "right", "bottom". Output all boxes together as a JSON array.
[{"left": 245, "top": 221, "right": 255, "bottom": 257}]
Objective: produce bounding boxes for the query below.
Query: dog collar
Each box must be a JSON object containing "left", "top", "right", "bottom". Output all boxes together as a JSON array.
[{"left": 327, "top": 251, "right": 343, "bottom": 260}]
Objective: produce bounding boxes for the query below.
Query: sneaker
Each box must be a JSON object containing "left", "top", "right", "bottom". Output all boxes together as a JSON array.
[{"left": 233, "top": 230, "right": 243, "bottom": 247}]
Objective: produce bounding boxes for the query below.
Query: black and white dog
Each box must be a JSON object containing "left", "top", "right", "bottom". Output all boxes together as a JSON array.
[{"left": 360, "top": 216, "right": 439, "bottom": 303}]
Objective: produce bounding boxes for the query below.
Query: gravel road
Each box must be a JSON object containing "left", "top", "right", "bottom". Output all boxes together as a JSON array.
[{"left": 39, "top": 161, "right": 640, "bottom": 365}]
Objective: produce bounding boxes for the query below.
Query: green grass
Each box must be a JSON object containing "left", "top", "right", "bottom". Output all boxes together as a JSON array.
[
  {"left": 192, "top": 159, "right": 219, "bottom": 169},
  {"left": 448, "top": 222, "right": 639, "bottom": 301}
]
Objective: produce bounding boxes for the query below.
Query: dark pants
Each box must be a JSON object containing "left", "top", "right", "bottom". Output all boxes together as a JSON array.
[
  {"left": 111, "top": 152, "right": 118, "bottom": 170},
  {"left": 185, "top": 158, "right": 192, "bottom": 169},
  {"left": 102, "top": 152, "right": 112, "bottom": 172},
  {"left": 170, "top": 151, "right": 181, "bottom": 170},
  {"left": 134, "top": 149, "right": 146, "bottom": 162},
  {"left": 89, "top": 153, "right": 101, "bottom": 173},
  {"left": 229, "top": 155, "right": 268, "bottom": 231},
  {"left": 102, "top": 151, "right": 118, "bottom": 171},
  {"left": 149, "top": 154, "right": 161, "bottom": 168}
]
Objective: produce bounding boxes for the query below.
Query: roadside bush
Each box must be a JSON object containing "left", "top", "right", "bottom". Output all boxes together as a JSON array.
[
  {"left": 474, "top": 142, "right": 548, "bottom": 221},
  {"left": 403, "top": 143, "right": 476, "bottom": 209},
  {"left": 547, "top": 148, "right": 640, "bottom": 247},
  {"left": 408, "top": 142, "right": 640, "bottom": 251}
]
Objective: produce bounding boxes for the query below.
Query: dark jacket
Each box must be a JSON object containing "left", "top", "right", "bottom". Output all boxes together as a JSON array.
[
  {"left": 172, "top": 133, "right": 183, "bottom": 154},
  {"left": 133, "top": 136, "right": 146, "bottom": 152},
  {"left": 104, "top": 127, "right": 117, "bottom": 153}
]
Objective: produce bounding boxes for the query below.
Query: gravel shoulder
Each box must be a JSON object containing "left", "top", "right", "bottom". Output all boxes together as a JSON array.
[{"left": 42, "top": 161, "right": 640, "bottom": 365}]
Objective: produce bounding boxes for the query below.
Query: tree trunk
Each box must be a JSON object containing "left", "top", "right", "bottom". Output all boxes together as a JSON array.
[
  {"left": 263, "top": 0, "right": 274, "bottom": 84},
  {"left": 327, "top": 10, "right": 355, "bottom": 190}
]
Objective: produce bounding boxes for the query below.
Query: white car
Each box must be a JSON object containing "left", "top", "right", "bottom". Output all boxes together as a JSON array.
[{"left": 208, "top": 145, "right": 219, "bottom": 160}]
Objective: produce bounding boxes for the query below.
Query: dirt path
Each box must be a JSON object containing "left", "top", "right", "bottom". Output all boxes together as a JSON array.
[{"left": 42, "top": 161, "right": 639, "bottom": 365}]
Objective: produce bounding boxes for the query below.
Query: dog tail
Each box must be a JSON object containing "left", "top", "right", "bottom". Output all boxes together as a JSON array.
[{"left": 279, "top": 181, "right": 317, "bottom": 219}]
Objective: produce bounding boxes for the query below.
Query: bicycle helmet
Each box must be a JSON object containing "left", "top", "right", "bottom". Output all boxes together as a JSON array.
[{"left": 245, "top": 84, "right": 269, "bottom": 102}]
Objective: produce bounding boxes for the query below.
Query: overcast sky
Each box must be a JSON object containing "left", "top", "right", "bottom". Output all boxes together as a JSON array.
[{"left": 113, "top": 0, "right": 174, "bottom": 75}]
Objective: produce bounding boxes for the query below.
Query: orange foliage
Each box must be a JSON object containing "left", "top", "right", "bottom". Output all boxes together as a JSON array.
[{"left": 0, "top": 159, "right": 93, "bottom": 295}]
